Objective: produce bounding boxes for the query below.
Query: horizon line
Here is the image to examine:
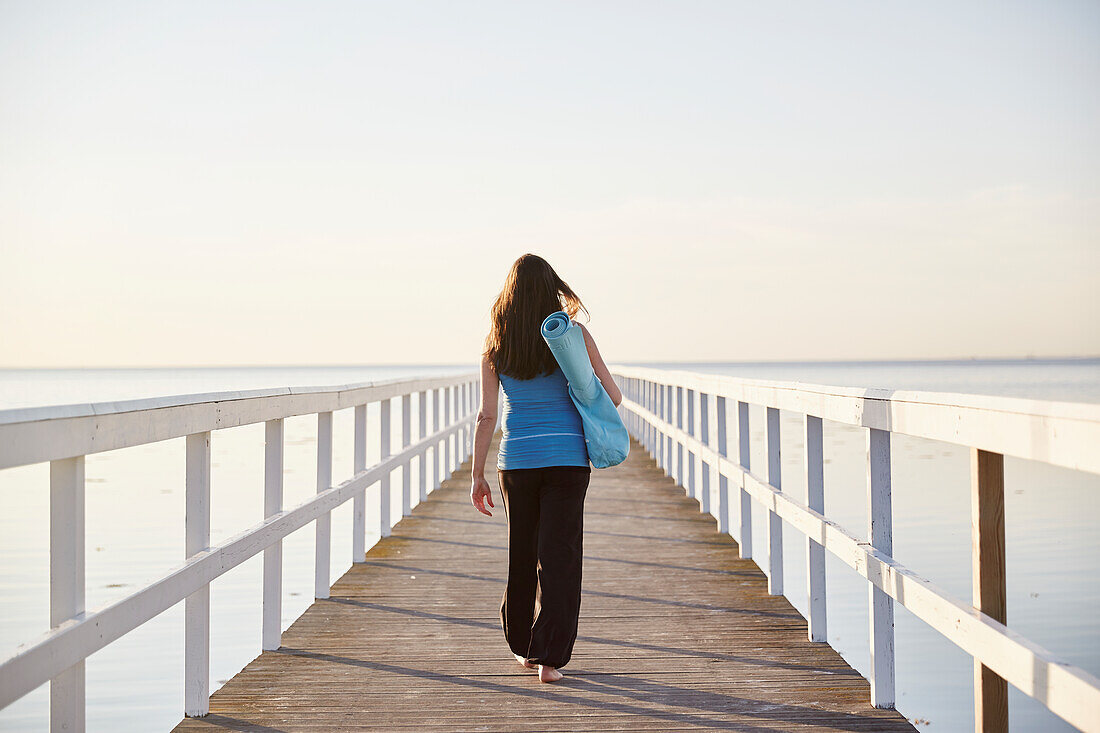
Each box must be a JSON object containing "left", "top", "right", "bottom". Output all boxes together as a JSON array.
[{"left": 1, "top": 354, "right": 1097, "bottom": 371}]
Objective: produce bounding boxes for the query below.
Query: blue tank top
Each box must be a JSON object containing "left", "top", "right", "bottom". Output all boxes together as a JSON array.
[{"left": 496, "top": 366, "right": 590, "bottom": 470}]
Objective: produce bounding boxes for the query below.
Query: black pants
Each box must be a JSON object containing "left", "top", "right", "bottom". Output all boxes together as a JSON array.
[{"left": 498, "top": 465, "right": 591, "bottom": 669}]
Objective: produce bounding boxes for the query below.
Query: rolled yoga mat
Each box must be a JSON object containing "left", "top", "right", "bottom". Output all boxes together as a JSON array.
[{"left": 541, "top": 311, "right": 629, "bottom": 468}]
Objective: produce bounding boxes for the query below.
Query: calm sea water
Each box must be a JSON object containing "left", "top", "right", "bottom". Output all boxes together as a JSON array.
[{"left": 1, "top": 359, "right": 1097, "bottom": 732}]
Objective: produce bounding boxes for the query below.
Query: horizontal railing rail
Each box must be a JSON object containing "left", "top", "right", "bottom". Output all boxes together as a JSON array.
[
  {"left": 0, "top": 371, "right": 480, "bottom": 732},
  {"left": 610, "top": 365, "right": 1100, "bottom": 733}
]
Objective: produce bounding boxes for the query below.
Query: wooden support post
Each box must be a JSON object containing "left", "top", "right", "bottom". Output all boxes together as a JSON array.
[
  {"left": 867, "top": 427, "right": 895, "bottom": 708},
  {"left": 738, "top": 401, "right": 752, "bottom": 560},
  {"left": 315, "top": 412, "right": 333, "bottom": 600},
  {"left": 263, "top": 419, "right": 284, "bottom": 649},
  {"left": 765, "top": 407, "right": 783, "bottom": 595},
  {"left": 50, "top": 456, "right": 85, "bottom": 733},
  {"left": 716, "top": 396, "right": 730, "bottom": 535},
  {"left": 352, "top": 406, "right": 366, "bottom": 563},
  {"left": 401, "top": 394, "right": 412, "bottom": 516},
  {"left": 972, "top": 448, "right": 1008, "bottom": 733},
  {"left": 185, "top": 432, "right": 211, "bottom": 717},
  {"left": 805, "top": 415, "right": 827, "bottom": 642},
  {"left": 379, "top": 399, "right": 392, "bottom": 538},
  {"left": 418, "top": 391, "right": 428, "bottom": 502}
]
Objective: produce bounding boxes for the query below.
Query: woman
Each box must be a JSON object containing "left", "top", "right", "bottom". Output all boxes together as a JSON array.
[{"left": 469, "top": 254, "right": 623, "bottom": 684}]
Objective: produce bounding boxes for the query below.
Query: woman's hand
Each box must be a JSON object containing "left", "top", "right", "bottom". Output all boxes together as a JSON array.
[{"left": 471, "top": 475, "right": 495, "bottom": 517}]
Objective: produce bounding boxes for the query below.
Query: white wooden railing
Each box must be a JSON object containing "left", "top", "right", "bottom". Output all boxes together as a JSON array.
[
  {"left": 611, "top": 366, "right": 1100, "bottom": 733},
  {"left": 0, "top": 372, "right": 479, "bottom": 731}
]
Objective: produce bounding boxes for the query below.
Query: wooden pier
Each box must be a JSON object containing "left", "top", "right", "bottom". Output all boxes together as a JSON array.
[
  {"left": 174, "top": 432, "right": 917, "bottom": 732},
  {"left": 5, "top": 368, "right": 1097, "bottom": 732}
]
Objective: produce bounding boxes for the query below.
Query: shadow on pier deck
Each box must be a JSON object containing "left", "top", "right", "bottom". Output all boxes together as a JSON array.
[{"left": 175, "top": 433, "right": 917, "bottom": 732}]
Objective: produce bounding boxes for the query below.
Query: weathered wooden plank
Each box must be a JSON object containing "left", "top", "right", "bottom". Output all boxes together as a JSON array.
[{"left": 175, "top": 434, "right": 917, "bottom": 732}]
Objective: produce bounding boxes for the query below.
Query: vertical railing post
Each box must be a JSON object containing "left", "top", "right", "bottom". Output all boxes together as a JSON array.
[
  {"left": 352, "top": 406, "right": 367, "bottom": 563},
  {"left": 662, "top": 384, "right": 669, "bottom": 473},
  {"left": 464, "top": 378, "right": 473, "bottom": 460},
  {"left": 463, "top": 381, "right": 471, "bottom": 463},
  {"left": 315, "top": 412, "right": 333, "bottom": 600},
  {"left": 660, "top": 385, "right": 668, "bottom": 471},
  {"left": 184, "top": 432, "right": 211, "bottom": 717},
  {"left": 686, "top": 388, "right": 696, "bottom": 499},
  {"left": 651, "top": 383, "right": 660, "bottom": 468},
  {"left": 418, "top": 390, "right": 428, "bottom": 502},
  {"left": 379, "top": 398, "right": 392, "bottom": 538},
  {"left": 716, "top": 396, "right": 729, "bottom": 535},
  {"left": 50, "top": 456, "right": 85, "bottom": 733},
  {"left": 660, "top": 383, "right": 668, "bottom": 473},
  {"left": 649, "top": 381, "right": 655, "bottom": 454},
  {"left": 805, "top": 415, "right": 827, "bottom": 642},
  {"left": 459, "top": 382, "right": 468, "bottom": 463},
  {"left": 263, "top": 419, "right": 284, "bottom": 650},
  {"left": 867, "top": 427, "right": 895, "bottom": 708},
  {"left": 455, "top": 383, "right": 462, "bottom": 465},
  {"left": 737, "top": 401, "right": 752, "bottom": 559},
  {"left": 470, "top": 379, "right": 477, "bottom": 457},
  {"left": 765, "top": 407, "right": 783, "bottom": 595},
  {"left": 444, "top": 387, "right": 453, "bottom": 475},
  {"left": 675, "top": 386, "right": 684, "bottom": 487},
  {"left": 972, "top": 448, "right": 1008, "bottom": 732},
  {"left": 623, "top": 377, "right": 631, "bottom": 434},
  {"left": 432, "top": 389, "right": 441, "bottom": 492},
  {"left": 401, "top": 394, "right": 412, "bottom": 516},
  {"left": 699, "top": 391, "right": 711, "bottom": 515},
  {"left": 650, "top": 381, "right": 657, "bottom": 455}
]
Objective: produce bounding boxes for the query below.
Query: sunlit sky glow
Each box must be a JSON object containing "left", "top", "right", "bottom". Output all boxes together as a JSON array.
[{"left": 1, "top": 1, "right": 1097, "bottom": 367}]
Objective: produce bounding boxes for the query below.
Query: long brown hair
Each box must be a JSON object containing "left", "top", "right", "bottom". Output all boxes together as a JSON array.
[{"left": 483, "top": 254, "right": 589, "bottom": 380}]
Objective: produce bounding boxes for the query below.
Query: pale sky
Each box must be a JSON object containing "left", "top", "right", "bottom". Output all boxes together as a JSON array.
[{"left": 1, "top": 1, "right": 1097, "bottom": 367}]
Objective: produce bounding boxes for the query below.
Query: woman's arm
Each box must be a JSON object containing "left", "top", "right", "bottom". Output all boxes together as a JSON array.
[
  {"left": 578, "top": 323, "right": 623, "bottom": 407},
  {"left": 470, "top": 354, "right": 499, "bottom": 516}
]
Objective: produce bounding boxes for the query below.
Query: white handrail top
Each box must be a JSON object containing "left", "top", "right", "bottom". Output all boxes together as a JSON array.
[
  {"left": 0, "top": 371, "right": 478, "bottom": 470},
  {"left": 609, "top": 365, "right": 1100, "bottom": 475},
  {"left": 0, "top": 371, "right": 477, "bottom": 426},
  {"left": 609, "top": 365, "right": 1100, "bottom": 420}
]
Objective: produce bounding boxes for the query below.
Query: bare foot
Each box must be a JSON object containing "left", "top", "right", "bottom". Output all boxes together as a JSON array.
[
  {"left": 514, "top": 653, "right": 536, "bottom": 669},
  {"left": 539, "top": 665, "right": 564, "bottom": 683}
]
